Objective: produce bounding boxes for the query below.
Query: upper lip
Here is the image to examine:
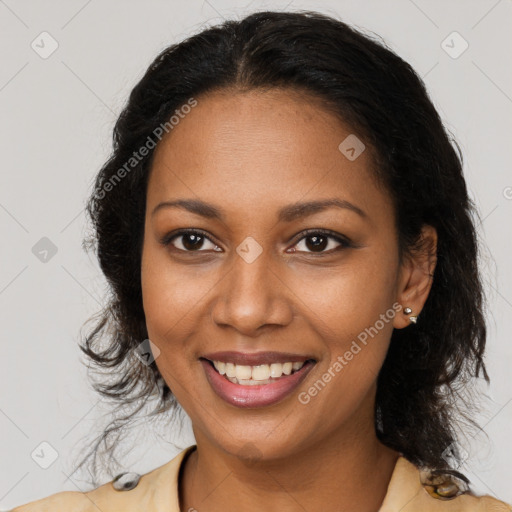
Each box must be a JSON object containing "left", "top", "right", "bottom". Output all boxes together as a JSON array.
[{"left": 201, "top": 351, "right": 316, "bottom": 366}]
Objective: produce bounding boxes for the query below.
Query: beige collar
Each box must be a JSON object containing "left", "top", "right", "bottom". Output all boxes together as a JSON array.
[{"left": 12, "top": 444, "right": 511, "bottom": 511}]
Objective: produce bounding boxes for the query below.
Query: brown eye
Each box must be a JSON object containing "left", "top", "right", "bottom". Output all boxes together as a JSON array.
[
  {"left": 303, "top": 234, "right": 329, "bottom": 252},
  {"left": 180, "top": 233, "right": 206, "bottom": 251},
  {"left": 162, "top": 230, "right": 222, "bottom": 252},
  {"left": 291, "top": 230, "right": 351, "bottom": 254}
]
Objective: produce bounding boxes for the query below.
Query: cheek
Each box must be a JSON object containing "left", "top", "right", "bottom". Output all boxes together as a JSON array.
[
  {"left": 141, "top": 243, "right": 211, "bottom": 339},
  {"left": 140, "top": 247, "right": 201, "bottom": 403},
  {"left": 292, "top": 245, "right": 398, "bottom": 393},
  {"left": 140, "top": 243, "right": 225, "bottom": 405},
  {"left": 290, "top": 244, "right": 399, "bottom": 335}
]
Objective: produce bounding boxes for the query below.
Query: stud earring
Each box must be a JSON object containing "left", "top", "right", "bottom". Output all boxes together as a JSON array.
[{"left": 403, "top": 306, "right": 418, "bottom": 324}]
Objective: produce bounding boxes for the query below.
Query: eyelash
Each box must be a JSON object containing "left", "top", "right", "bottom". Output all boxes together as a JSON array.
[{"left": 159, "top": 228, "right": 353, "bottom": 255}]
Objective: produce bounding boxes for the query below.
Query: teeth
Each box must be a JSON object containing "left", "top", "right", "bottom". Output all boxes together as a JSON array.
[
  {"left": 235, "top": 365, "right": 252, "bottom": 381},
  {"left": 212, "top": 360, "right": 306, "bottom": 384},
  {"left": 272, "top": 362, "right": 292, "bottom": 377},
  {"left": 252, "top": 364, "right": 270, "bottom": 380},
  {"left": 225, "top": 363, "right": 236, "bottom": 378},
  {"left": 215, "top": 361, "right": 226, "bottom": 375}
]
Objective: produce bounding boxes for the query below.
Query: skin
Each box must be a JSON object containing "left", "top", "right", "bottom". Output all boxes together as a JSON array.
[{"left": 140, "top": 88, "right": 437, "bottom": 512}]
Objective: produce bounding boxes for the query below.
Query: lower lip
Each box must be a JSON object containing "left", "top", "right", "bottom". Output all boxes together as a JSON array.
[{"left": 200, "top": 359, "right": 315, "bottom": 408}]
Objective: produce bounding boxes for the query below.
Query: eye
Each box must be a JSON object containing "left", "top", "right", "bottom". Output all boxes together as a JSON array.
[
  {"left": 161, "top": 229, "right": 222, "bottom": 252},
  {"left": 288, "top": 229, "right": 352, "bottom": 254},
  {"left": 160, "top": 228, "right": 353, "bottom": 255}
]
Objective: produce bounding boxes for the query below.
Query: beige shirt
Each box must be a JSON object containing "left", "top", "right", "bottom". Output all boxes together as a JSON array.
[{"left": 10, "top": 445, "right": 511, "bottom": 511}]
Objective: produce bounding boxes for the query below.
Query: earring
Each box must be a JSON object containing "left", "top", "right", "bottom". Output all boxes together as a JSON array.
[{"left": 403, "top": 306, "right": 418, "bottom": 324}]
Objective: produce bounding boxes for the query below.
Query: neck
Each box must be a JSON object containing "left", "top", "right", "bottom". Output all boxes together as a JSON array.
[{"left": 179, "top": 417, "right": 399, "bottom": 512}]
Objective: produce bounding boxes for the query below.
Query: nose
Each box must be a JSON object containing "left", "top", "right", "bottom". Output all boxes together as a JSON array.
[{"left": 210, "top": 246, "right": 294, "bottom": 336}]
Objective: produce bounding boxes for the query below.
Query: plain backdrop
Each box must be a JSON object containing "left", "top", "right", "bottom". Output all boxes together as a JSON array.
[{"left": 1, "top": 0, "right": 511, "bottom": 508}]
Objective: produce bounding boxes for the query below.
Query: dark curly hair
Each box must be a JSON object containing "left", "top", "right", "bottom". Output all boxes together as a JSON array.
[{"left": 75, "top": 9, "right": 490, "bottom": 486}]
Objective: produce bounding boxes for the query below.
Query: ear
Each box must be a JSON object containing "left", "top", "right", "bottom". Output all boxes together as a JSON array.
[{"left": 393, "top": 224, "right": 437, "bottom": 329}]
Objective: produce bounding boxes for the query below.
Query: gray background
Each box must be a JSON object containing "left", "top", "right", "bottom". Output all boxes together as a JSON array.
[{"left": 1, "top": 0, "right": 511, "bottom": 508}]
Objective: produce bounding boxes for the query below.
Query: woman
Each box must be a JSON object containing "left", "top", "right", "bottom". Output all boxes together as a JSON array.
[{"left": 11, "top": 10, "right": 511, "bottom": 512}]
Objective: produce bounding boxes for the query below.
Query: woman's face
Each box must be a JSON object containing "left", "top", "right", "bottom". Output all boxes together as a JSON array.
[{"left": 141, "top": 88, "right": 431, "bottom": 460}]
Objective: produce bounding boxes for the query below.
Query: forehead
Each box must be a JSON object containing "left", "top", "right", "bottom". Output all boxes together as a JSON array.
[{"left": 148, "top": 88, "right": 393, "bottom": 227}]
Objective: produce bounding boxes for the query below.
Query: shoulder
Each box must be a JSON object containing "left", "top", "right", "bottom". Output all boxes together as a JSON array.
[
  {"left": 9, "top": 445, "right": 196, "bottom": 512},
  {"left": 381, "top": 456, "right": 512, "bottom": 511},
  {"left": 8, "top": 490, "right": 92, "bottom": 512}
]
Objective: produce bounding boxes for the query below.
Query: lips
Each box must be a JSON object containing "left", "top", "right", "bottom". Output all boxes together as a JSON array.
[{"left": 199, "top": 352, "right": 316, "bottom": 408}]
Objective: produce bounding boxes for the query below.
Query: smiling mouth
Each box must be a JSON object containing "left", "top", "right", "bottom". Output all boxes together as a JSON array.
[{"left": 201, "top": 358, "right": 316, "bottom": 386}]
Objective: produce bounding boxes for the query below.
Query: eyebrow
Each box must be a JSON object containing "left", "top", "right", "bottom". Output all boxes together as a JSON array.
[{"left": 151, "top": 198, "right": 368, "bottom": 222}]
